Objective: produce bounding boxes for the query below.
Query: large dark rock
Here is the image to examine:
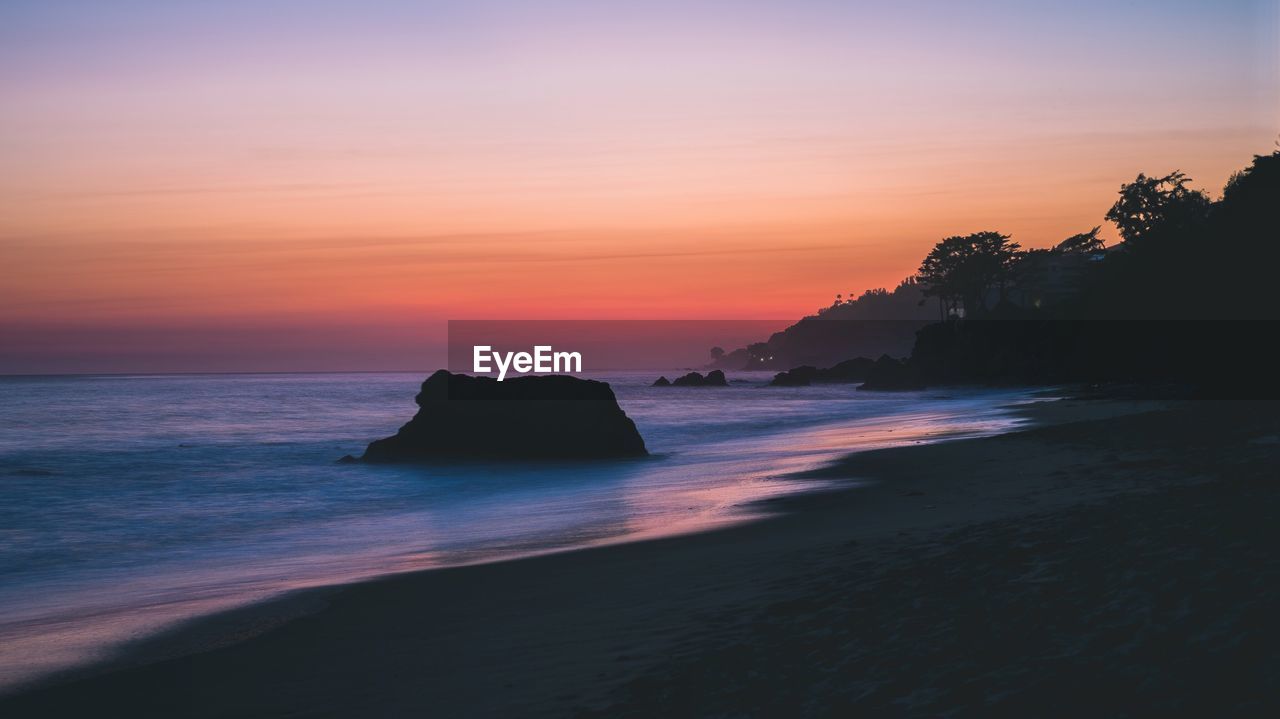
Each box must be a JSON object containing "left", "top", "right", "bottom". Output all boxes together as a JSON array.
[
  {"left": 770, "top": 357, "right": 877, "bottom": 387},
  {"left": 356, "top": 370, "right": 647, "bottom": 462},
  {"left": 770, "top": 365, "right": 819, "bottom": 386},
  {"left": 857, "top": 355, "right": 925, "bottom": 391},
  {"left": 824, "top": 357, "right": 878, "bottom": 382},
  {"left": 668, "top": 370, "right": 729, "bottom": 387},
  {"left": 652, "top": 376, "right": 671, "bottom": 387}
]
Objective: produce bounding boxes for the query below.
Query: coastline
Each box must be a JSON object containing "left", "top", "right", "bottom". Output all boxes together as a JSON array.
[{"left": 4, "top": 396, "right": 1277, "bottom": 716}]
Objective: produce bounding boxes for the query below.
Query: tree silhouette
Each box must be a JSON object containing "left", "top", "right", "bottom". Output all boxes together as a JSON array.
[
  {"left": 1208, "top": 148, "right": 1280, "bottom": 317},
  {"left": 1054, "top": 226, "right": 1106, "bottom": 254},
  {"left": 1104, "top": 171, "right": 1211, "bottom": 247},
  {"left": 1221, "top": 148, "right": 1280, "bottom": 209},
  {"left": 918, "top": 231, "right": 1021, "bottom": 316}
]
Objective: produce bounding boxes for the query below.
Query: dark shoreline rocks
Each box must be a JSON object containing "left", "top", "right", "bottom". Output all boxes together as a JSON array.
[
  {"left": 769, "top": 357, "right": 877, "bottom": 387},
  {"left": 665, "top": 370, "right": 728, "bottom": 387},
  {"left": 766, "top": 355, "right": 921, "bottom": 391},
  {"left": 769, "top": 365, "right": 819, "bottom": 386},
  {"left": 857, "top": 355, "right": 925, "bottom": 391},
  {"left": 350, "top": 370, "right": 647, "bottom": 462}
]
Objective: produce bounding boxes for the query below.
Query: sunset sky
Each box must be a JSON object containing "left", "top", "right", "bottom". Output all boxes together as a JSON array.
[{"left": 2, "top": 0, "right": 1277, "bottom": 372}]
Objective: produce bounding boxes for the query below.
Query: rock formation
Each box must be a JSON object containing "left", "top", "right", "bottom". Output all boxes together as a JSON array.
[
  {"left": 857, "top": 355, "right": 925, "bottom": 391},
  {"left": 770, "top": 357, "right": 877, "bottom": 387},
  {"left": 667, "top": 370, "right": 729, "bottom": 387},
  {"left": 350, "top": 370, "right": 648, "bottom": 462}
]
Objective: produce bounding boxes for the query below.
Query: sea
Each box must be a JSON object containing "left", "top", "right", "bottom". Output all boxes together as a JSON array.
[{"left": 0, "top": 371, "right": 1040, "bottom": 690}]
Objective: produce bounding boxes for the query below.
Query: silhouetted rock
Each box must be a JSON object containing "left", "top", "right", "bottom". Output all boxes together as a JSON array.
[
  {"left": 824, "top": 357, "right": 877, "bottom": 381},
  {"left": 770, "top": 357, "right": 877, "bottom": 387},
  {"left": 669, "top": 370, "right": 729, "bottom": 387},
  {"left": 652, "top": 376, "right": 671, "bottom": 387},
  {"left": 858, "top": 355, "right": 925, "bottom": 391},
  {"left": 357, "top": 370, "right": 647, "bottom": 461},
  {"left": 770, "top": 366, "right": 818, "bottom": 386}
]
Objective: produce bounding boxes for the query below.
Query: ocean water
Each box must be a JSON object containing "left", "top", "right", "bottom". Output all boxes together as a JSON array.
[{"left": 0, "top": 372, "right": 1037, "bottom": 690}]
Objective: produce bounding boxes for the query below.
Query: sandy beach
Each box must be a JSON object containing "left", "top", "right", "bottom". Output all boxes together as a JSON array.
[{"left": 4, "top": 397, "right": 1278, "bottom": 717}]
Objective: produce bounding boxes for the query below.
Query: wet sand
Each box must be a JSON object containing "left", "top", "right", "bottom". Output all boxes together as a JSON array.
[{"left": 4, "top": 398, "right": 1278, "bottom": 717}]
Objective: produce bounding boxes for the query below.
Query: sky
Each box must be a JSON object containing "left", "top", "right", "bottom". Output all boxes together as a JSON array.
[{"left": 2, "top": 0, "right": 1277, "bottom": 373}]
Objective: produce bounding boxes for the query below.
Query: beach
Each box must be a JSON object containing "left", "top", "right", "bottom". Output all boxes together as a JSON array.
[
  {"left": 0, "top": 373, "right": 1034, "bottom": 690},
  {"left": 4, "top": 396, "right": 1277, "bottom": 716}
]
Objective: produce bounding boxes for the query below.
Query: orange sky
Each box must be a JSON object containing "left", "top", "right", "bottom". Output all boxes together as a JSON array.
[{"left": 2, "top": 0, "right": 1277, "bottom": 372}]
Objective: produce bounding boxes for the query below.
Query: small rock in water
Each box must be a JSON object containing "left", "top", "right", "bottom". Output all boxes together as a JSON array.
[{"left": 668, "top": 370, "right": 729, "bottom": 387}]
